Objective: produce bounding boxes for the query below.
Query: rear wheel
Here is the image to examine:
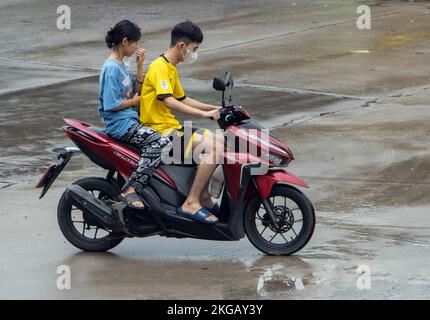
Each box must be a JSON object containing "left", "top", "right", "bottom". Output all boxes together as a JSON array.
[
  {"left": 244, "top": 184, "right": 315, "bottom": 256},
  {"left": 57, "top": 177, "right": 125, "bottom": 252}
]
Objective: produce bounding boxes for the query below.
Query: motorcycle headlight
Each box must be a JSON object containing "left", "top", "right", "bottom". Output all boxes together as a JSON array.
[
  {"left": 237, "top": 129, "right": 291, "bottom": 167},
  {"left": 269, "top": 152, "right": 290, "bottom": 167}
]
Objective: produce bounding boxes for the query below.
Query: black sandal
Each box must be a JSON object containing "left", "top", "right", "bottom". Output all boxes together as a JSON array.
[{"left": 121, "top": 192, "right": 145, "bottom": 210}]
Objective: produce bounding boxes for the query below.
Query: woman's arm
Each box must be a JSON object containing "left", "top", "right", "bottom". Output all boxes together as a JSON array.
[
  {"left": 111, "top": 94, "right": 141, "bottom": 111},
  {"left": 135, "top": 65, "right": 144, "bottom": 94},
  {"left": 134, "top": 48, "right": 146, "bottom": 94}
]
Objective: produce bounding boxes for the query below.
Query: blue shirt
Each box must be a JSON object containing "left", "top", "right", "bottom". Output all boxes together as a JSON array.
[{"left": 98, "top": 58, "right": 139, "bottom": 139}]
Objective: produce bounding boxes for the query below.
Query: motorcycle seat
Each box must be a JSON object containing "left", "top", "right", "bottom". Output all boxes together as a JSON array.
[
  {"left": 88, "top": 126, "right": 197, "bottom": 167},
  {"left": 88, "top": 126, "right": 142, "bottom": 154}
]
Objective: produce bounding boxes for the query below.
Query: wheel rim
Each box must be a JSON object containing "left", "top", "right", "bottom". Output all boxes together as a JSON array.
[
  {"left": 254, "top": 195, "right": 304, "bottom": 246},
  {"left": 69, "top": 189, "right": 116, "bottom": 241}
]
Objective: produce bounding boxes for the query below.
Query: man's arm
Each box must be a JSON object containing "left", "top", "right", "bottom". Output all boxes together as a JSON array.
[
  {"left": 182, "top": 97, "right": 220, "bottom": 111},
  {"left": 164, "top": 97, "right": 219, "bottom": 120}
]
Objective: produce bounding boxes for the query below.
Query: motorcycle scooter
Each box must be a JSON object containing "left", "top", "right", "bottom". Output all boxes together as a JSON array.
[{"left": 37, "top": 72, "right": 315, "bottom": 255}]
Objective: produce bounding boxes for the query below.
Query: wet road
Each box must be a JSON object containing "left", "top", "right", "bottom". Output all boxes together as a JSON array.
[{"left": 1, "top": 0, "right": 430, "bottom": 299}]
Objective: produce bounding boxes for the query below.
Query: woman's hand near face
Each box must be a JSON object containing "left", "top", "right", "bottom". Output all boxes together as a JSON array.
[
  {"left": 134, "top": 48, "right": 145, "bottom": 94},
  {"left": 135, "top": 48, "right": 146, "bottom": 67}
]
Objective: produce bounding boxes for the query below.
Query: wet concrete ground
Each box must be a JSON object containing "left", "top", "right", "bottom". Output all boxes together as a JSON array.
[{"left": 1, "top": 0, "right": 430, "bottom": 299}]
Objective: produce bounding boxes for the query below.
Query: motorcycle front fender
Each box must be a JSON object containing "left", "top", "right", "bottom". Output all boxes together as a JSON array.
[{"left": 254, "top": 169, "right": 309, "bottom": 199}]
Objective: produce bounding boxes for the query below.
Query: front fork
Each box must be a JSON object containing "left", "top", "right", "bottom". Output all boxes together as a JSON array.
[
  {"left": 252, "top": 169, "right": 310, "bottom": 229},
  {"left": 252, "top": 178, "right": 280, "bottom": 229},
  {"left": 222, "top": 166, "right": 309, "bottom": 239}
]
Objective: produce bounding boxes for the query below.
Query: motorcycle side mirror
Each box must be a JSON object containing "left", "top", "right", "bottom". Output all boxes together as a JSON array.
[
  {"left": 213, "top": 77, "right": 226, "bottom": 92},
  {"left": 224, "top": 72, "right": 234, "bottom": 88},
  {"left": 224, "top": 72, "right": 234, "bottom": 104}
]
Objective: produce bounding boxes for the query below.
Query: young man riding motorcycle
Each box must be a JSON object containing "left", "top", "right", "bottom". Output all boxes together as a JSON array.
[{"left": 140, "top": 20, "right": 224, "bottom": 224}]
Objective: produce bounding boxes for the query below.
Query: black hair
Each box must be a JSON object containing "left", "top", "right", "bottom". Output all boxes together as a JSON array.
[
  {"left": 170, "top": 20, "right": 203, "bottom": 47},
  {"left": 105, "top": 20, "right": 141, "bottom": 49}
]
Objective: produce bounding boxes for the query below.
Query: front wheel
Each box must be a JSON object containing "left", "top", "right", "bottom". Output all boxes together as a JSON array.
[{"left": 244, "top": 184, "right": 315, "bottom": 256}]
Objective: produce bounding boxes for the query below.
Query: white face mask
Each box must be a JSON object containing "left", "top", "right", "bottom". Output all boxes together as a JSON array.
[{"left": 182, "top": 46, "right": 198, "bottom": 64}]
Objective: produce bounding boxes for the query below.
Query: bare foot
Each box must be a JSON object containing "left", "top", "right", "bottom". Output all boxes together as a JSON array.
[
  {"left": 200, "top": 194, "right": 215, "bottom": 210},
  {"left": 121, "top": 186, "right": 144, "bottom": 208}
]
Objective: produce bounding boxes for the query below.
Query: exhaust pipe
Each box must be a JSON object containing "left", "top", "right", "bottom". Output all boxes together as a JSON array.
[{"left": 66, "top": 185, "right": 123, "bottom": 232}]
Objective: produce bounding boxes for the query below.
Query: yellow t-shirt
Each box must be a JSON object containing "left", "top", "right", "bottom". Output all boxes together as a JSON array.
[{"left": 140, "top": 55, "right": 185, "bottom": 135}]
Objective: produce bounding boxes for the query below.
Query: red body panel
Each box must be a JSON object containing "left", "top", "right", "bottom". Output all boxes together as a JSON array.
[
  {"left": 222, "top": 152, "right": 269, "bottom": 200},
  {"left": 226, "top": 125, "right": 294, "bottom": 159},
  {"left": 63, "top": 119, "right": 177, "bottom": 189},
  {"left": 62, "top": 119, "right": 307, "bottom": 199},
  {"left": 255, "top": 169, "right": 309, "bottom": 199}
]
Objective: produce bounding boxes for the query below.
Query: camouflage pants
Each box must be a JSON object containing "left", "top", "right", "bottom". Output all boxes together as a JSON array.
[{"left": 121, "top": 124, "right": 171, "bottom": 192}]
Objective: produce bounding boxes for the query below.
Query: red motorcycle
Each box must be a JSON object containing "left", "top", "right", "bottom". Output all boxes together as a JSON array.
[{"left": 37, "top": 73, "right": 315, "bottom": 255}]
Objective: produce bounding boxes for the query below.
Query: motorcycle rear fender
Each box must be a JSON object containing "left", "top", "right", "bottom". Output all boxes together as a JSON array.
[{"left": 36, "top": 147, "right": 81, "bottom": 199}]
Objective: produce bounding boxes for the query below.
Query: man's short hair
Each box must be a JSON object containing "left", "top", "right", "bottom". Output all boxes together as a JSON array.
[{"left": 170, "top": 20, "right": 203, "bottom": 47}]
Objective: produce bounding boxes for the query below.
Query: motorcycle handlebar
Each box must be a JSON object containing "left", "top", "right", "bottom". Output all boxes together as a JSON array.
[{"left": 210, "top": 108, "right": 227, "bottom": 121}]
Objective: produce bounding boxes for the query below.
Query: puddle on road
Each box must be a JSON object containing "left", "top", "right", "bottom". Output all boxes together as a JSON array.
[
  {"left": 46, "top": 250, "right": 317, "bottom": 299},
  {"left": 0, "top": 180, "right": 16, "bottom": 189}
]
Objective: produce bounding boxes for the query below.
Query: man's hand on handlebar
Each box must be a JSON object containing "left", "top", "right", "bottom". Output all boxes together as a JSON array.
[{"left": 204, "top": 109, "right": 221, "bottom": 121}]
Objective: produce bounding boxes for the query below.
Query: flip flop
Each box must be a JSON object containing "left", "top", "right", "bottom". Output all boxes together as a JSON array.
[
  {"left": 209, "top": 203, "right": 220, "bottom": 215},
  {"left": 177, "top": 207, "right": 219, "bottom": 224},
  {"left": 121, "top": 192, "right": 145, "bottom": 210}
]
